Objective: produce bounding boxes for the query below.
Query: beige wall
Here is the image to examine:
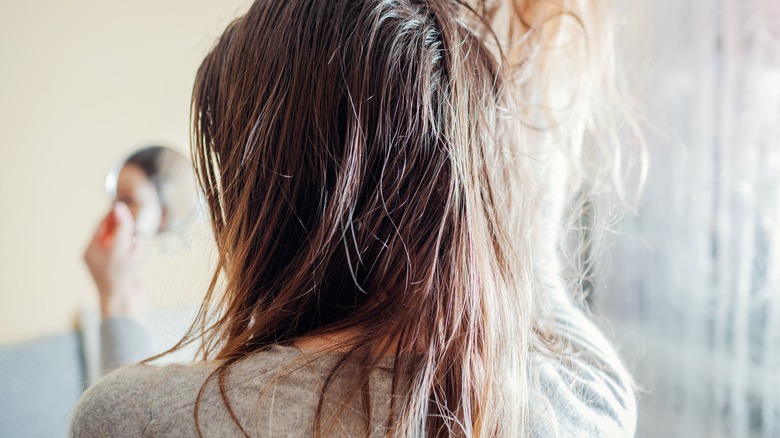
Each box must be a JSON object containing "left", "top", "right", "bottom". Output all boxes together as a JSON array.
[{"left": 0, "top": 0, "right": 251, "bottom": 345}]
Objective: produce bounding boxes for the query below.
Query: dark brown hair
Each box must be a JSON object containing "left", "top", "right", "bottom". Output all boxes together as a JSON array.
[{"left": 165, "top": 0, "right": 636, "bottom": 436}]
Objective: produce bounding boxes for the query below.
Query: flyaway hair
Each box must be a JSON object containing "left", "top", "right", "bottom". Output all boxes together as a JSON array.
[{"left": 152, "top": 0, "right": 642, "bottom": 436}]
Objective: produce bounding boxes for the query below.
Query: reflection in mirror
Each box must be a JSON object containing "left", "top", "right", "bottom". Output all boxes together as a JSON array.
[
  {"left": 104, "top": 145, "right": 198, "bottom": 237},
  {"left": 81, "top": 145, "right": 206, "bottom": 381}
]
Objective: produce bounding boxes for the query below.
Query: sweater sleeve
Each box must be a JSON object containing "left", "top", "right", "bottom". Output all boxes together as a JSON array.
[
  {"left": 528, "top": 288, "right": 638, "bottom": 437},
  {"left": 100, "top": 317, "right": 153, "bottom": 374}
]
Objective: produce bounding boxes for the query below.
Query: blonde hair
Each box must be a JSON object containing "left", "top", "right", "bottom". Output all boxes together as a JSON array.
[{"left": 160, "top": 0, "right": 641, "bottom": 436}]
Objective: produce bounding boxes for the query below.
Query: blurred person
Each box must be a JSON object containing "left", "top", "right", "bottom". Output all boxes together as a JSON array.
[
  {"left": 73, "top": 0, "right": 639, "bottom": 436},
  {"left": 107, "top": 146, "right": 196, "bottom": 238},
  {"left": 84, "top": 146, "right": 195, "bottom": 371}
]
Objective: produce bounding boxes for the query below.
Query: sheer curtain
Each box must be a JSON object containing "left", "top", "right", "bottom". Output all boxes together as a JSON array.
[{"left": 599, "top": 0, "right": 780, "bottom": 436}]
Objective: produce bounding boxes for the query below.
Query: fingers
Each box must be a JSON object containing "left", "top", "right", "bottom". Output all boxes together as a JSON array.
[
  {"left": 113, "top": 202, "right": 134, "bottom": 233},
  {"left": 90, "top": 203, "right": 136, "bottom": 247},
  {"left": 111, "top": 202, "right": 137, "bottom": 248},
  {"left": 102, "top": 209, "right": 120, "bottom": 246},
  {"left": 87, "top": 208, "right": 116, "bottom": 249},
  {"left": 83, "top": 202, "right": 145, "bottom": 303}
]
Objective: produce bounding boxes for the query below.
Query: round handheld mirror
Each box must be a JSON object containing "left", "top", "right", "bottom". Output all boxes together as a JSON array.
[{"left": 105, "top": 145, "right": 199, "bottom": 238}]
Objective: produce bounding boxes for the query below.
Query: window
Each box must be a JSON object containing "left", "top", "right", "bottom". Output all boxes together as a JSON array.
[{"left": 599, "top": 1, "right": 780, "bottom": 436}]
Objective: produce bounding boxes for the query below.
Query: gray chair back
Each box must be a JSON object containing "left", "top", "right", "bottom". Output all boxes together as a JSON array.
[{"left": 0, "top": 332, "right": 86, "bottom": 438}]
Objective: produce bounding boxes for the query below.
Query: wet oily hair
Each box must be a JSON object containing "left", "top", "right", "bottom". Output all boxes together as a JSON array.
[{"left": 174, "top": 0, "right": 638, "bottom": 436}]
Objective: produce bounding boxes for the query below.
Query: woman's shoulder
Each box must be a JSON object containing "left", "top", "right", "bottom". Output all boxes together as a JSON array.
[
  {"left": 529, "top": 348, "right": 637, "bottom": 437},
  {"left": 69, "top": 346, "right": 325, "bottom": 437},
  {"left": 528, "top": 290, "right": 638, "bottom": 437},
  {"left": 70, "top": 363, "right": 173, "bottom": 437}
]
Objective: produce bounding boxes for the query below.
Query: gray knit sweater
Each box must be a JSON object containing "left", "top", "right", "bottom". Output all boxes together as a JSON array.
[{"left": 70, "top": 297, "right": 636, "bottom": 437}]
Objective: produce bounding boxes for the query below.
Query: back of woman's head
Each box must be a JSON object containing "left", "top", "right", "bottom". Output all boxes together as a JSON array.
[{"left": 184, "top": 0, "right": 633, "bottom": 435}]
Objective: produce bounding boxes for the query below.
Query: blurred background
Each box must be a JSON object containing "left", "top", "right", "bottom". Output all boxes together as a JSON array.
[
  {"left": 0, "top": 0, "right": 778, "bottom": 437},
  {"left": 601, "top": 1, "right": 780, "bottom": 437},
  {"left": 0, "top": 1, "right": 248, "bottom": 435}
]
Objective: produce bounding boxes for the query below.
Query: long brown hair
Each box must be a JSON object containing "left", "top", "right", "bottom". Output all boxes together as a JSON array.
[{"left": 170, "top": 0, "right": 637, "bottom": 436}]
